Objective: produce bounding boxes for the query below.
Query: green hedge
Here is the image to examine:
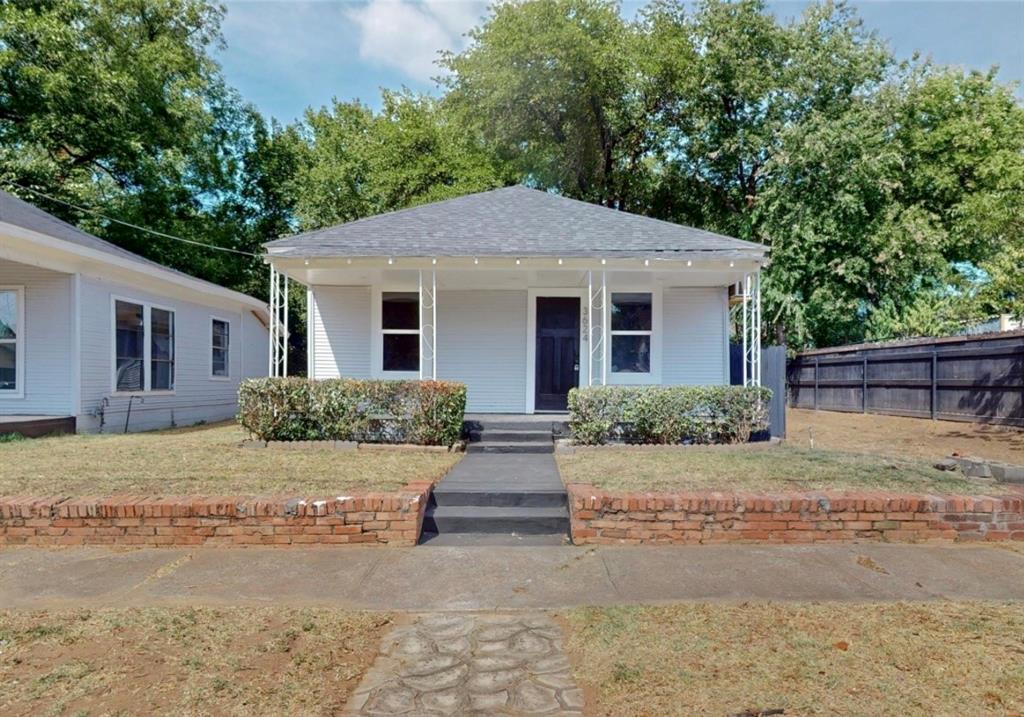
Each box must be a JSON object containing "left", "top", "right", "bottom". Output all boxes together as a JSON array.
[
  {"left": 237, "top": 378, "right": 467, "bottom": 446},
  {"left": 567, "top": 385, "right": 772, "bottom": 445}
]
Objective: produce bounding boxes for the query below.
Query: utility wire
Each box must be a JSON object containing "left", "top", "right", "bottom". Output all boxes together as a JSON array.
[{"left": 4, "top": 183, "right": 261, "bottom": 258}]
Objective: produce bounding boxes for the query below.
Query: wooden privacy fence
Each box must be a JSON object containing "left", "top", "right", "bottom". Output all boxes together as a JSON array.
[{"left": 788, "top": 330, "right": 1024, "bottom": 427}]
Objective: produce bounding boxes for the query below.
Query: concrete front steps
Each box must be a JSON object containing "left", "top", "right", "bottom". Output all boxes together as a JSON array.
[
  {"left": 420, "top": 416, "right": 570, "bottom": 545},
  {"left": 465, "top": 416, "right": 562, "bottom": 455}
]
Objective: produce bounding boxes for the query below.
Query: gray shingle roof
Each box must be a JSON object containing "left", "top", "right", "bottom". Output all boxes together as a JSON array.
[
  {"left": 0, "top": 189, "right": 262, "bottom": 305},
  {"left": 266, "top": 185, "right": 766, "bottom": 258}
]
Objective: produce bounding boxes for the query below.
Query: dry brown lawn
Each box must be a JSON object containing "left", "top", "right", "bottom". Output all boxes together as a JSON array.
[
  {"left": 564, "top": 601, "right": 1024, "bottom": 716},
  {"left": 0, "top": 607, "right": 390, "bottom": 716},
  {"left": 788, "top": 408, "right": 1024, "bottom": 464},
  {"left": 0, "top": 423, "right": 460, "bottom": 496},
  {"left": 557, "top": 443, "right": 983, "bottom": 493}
]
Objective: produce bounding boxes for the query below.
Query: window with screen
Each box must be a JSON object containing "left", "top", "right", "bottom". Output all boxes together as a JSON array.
[
  {"left": 610, "top": 292, "right": 652, "bottom": 374},
  {"left": 381, "top": 292, "right": 419, "bottom": 372}
]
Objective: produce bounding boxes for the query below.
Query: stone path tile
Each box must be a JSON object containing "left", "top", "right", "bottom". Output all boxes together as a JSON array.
[{"left": 346, "top": 612, "right": 583, "bottom": 716}]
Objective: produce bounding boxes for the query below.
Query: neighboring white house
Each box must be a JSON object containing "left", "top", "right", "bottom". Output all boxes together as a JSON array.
[
  {"left": 265, "top": 186, "right": 768, "bottom": 413},
  {"left": 0, "top": 190, "right": 268, "bottom": 434}
]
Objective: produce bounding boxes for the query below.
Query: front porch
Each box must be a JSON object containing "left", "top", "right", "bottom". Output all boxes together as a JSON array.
[{"left": 266, "top": 257, "right": 764, "bottom": 413}]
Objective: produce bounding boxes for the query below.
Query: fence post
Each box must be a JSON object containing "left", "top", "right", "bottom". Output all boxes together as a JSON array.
[
  {"left": 931, "top": 348, "right": 938, "bottom": 420},
  {"left": 862, "top": 356, "right": 868, "bottom": 414},
  {"left": 813, "top": 357, "right": 819, "bottom": 410}
]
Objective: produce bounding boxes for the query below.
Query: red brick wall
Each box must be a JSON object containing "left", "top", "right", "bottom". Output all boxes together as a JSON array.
[
  {"left": 568, "top": 484, "right": 1024, "bottom": 545},
  {"left": 0, "top": 481, "right": 433, "bottom": 547}
]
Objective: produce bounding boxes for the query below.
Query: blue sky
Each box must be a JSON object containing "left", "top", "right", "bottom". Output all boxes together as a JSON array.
[{"left": 218, "top": 1, "right": 1024, "bottom": 123}]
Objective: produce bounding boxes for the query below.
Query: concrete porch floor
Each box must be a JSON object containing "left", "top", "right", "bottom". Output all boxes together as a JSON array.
[
  {"left": 1, "top": 543, "right": 1022, "bottom": 611},
  {"left": 464, "top": 413, "right": 569, "bottom": 423}
]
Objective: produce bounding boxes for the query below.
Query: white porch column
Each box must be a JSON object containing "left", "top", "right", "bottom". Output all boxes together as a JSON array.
[
  {"left": 419, "top": 269, "right": 437, "bottom": 380},
  {"left": 268, "top": 265, "right": 289, "bottom": 377},
  {"left": 741, "top": 271, "right": 762, "bottom": 387},
  {"left": 588, "top": 270, "right": 607, "bottom": 385}
]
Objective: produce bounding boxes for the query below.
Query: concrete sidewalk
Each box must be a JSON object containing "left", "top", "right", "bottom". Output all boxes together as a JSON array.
[{"left": 1, "top": 543, "right": 1022, "bottom": 610}]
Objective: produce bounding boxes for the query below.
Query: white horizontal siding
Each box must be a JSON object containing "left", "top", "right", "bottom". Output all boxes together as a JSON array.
[
  {"left": 310, "top": 286, "right": 371, "bottom": 379},
  {"left": 77, "top": 275, "right": 267, "bottom": 432},
  {"left": 0, "top": 259, "right": 73, "bottom": 415},
  {"left": 438, "top": 290, "right": 527, "bottom": 413},
  {"left": 662, "top": 287, "right": 729, "bottom": 385}
]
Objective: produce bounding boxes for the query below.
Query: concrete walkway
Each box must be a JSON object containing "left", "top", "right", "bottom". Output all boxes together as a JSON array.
[
  {"left": 346, "top": 613, "right": 582, "bottom": 716},
  {"left": 1, "top": 543, "right": 1022, "bottom": 610}
]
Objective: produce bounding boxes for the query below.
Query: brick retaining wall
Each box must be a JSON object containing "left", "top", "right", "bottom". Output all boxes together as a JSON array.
[
  {"left": 0, "top": 481, "right": 433, "bottom": 547},
  {"left": 568, "top": 484, "right": 1024, "bottom": 545}
]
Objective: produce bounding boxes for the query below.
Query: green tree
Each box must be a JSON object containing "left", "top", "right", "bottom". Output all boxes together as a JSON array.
[
  {"left": 286, "top": 90, "right": 511, "bottom": 231},
  {"left": 441, "top": 0, "right": 663, "bottom": 208},
  {"left": 0, "top": 0, "right": 265, "bottom": 291}
]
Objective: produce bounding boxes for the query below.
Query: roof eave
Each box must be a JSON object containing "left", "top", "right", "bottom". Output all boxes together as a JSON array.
[{"left": 1, "top": 220, "right": 268, "bottom": 314}]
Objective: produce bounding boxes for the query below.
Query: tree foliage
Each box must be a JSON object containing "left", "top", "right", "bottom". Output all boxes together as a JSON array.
[
  {"left": 283, "top": 90, "right": 512, "bottom": 230},
  {"left": 0, "top": 0, "right": 1020, "bottom": 353},
  {"left": 441, "top": 0, "right": 1024, "bottom": 348}
]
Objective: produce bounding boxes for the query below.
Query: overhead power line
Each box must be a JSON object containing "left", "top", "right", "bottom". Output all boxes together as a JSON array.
[{"left": 3, "top": 183, "right": 261, "bottom": 258}]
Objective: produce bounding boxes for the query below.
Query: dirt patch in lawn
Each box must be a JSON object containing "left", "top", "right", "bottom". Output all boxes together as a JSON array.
[
  {"left": 557, "top": 443, "right": 987, "bottom": 493},
  {"left": 564, "top": 602, "right": 1024, "bottom": 717},
  {"left": 0, "top": 423, "right": 460, "bottom": 496},
  {"left": 0, "top": 607, "right": 390, "bottom": 716},
  {"left": 788, "top": 408, "right": 1024, "bottom": 464}
]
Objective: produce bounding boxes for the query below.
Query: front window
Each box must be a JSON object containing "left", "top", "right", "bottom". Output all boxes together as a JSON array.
[
  {"left": 610, "top": 292, "right": 652, "bottom": 373},
  {"left": 381, "top": 292, "right": 419, "bottom": 372},
  {"left": 211, "top": 319, "right": 230, "bottom": 377},
  {"left": 114, "top": 299, "right": 175, "bottom": 392},
  {"left": 0, "top": 288, "right": 21, "bottom": 393}
]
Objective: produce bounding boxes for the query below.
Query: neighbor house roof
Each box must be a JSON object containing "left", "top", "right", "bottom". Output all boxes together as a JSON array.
[
  {"left": 0, "top": 189, "right": 265, "bottom": 311},
  {"left": 265, "top": 185, "right": 767, "bottom": 259}
]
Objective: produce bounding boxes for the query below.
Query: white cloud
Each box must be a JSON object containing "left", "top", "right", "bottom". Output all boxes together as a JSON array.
[{"left": 346, "top": 0, "right": 487, "bottom": 84}]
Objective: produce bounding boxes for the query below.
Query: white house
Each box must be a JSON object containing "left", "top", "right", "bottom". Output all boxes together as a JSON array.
[
  {"left": 0, "top": 190, "right": 268, "bottom": 434},
  {"left": 265, "top": 186, "right": 767, "bottom": 413}
]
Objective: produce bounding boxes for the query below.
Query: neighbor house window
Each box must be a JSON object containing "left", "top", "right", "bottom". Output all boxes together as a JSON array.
[
  {"left": 151, "top": 308, "right": 174, "bottom": 390},
  {"left": 211, "top": 318, "right": 230, "bottom": 378},
  {"left": 381, "top": 292, "right": 419, "bottom": 372},
  {"left": 610, "top": 292, "right": 652, "bottom": 373},
  {"left": 115, "top": 300, "right": 145, "bottom": 391},
  {"left": 0, "top": 287, "right": 22, "bottom": 394},
  {"left": 114, "top": 299, "right": 174, "bottom": 392}
]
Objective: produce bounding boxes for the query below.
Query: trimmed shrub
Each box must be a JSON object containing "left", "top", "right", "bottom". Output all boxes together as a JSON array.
[
  {"left": 567, "top": 385, "right": 772, "bottom": 445},
  {"left": 238, "top": 378, "right": 467, "bottom": 446}
]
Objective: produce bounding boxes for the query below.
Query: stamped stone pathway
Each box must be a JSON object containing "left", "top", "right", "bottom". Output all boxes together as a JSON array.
[{"left": 346, "top": 612, "right": 583, "bottom": 716}]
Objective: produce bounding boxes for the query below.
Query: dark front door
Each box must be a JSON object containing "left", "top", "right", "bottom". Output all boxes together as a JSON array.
[{"left": 535, "top": 297, "right": 580, "bottom": 411}]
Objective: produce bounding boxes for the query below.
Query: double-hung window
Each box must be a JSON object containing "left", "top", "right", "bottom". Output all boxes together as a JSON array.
[
  {"left": 114, "top": 299, "right": 174, "bottom": 392},
  {"left": 211, "top": 318, "right": 230, "bottom": 378},
  {"left": 610, "top": 292, "right": 652, "bottom": 374},
  {"left": 0, "top": 286, "right": 23, "bottom": 395},
  {"left": 381, "top": 292, "right": 419, "bottom": 372}
]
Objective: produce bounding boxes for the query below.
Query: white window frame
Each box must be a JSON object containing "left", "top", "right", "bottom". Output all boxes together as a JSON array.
[
  {"left": 110, "top": 295, "right": 176, "bottom": 395},
  {"left": 371, "top": 286, "right": 420, "bottom": 379},
  {"left": 210, "top": 316, "right": 231, "bottom": 380},
  {"left": 0, "top": 285, "right": 25, "bottom": 399},
  {"left": 606, "top": 287, "right": 662, "bottom": 385}
]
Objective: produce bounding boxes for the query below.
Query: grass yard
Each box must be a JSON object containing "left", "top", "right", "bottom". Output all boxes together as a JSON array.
[
  {"left": 557, "top": 443, "right": 987, "bottom": 493},
  {"left": 0, "top": 608, "right": 389, "bottom": 717},
  {"left": 788, "top": 408, "right": 1024, "bottom": 464},
  {"left": 0, "top": 423, "right": 460, "bottom": 496},
  {"left": 564, "top": 601, "right": 1024, "bottom": 716}
]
